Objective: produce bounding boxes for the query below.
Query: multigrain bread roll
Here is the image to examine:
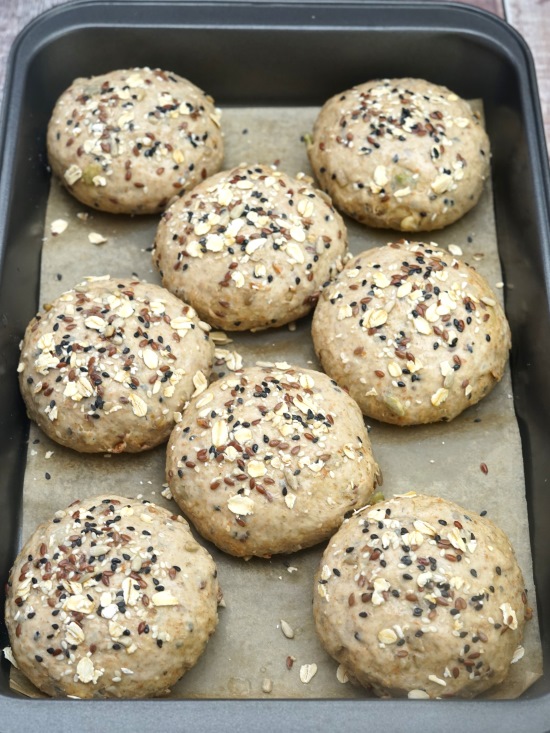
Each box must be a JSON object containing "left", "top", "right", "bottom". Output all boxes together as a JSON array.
[
  {"left": 312, "top": 240, "right": 510, "bottom": 425},
  {"left": 5, "top": 495, "right": 220, "bottom": 698},
  {"left": 308, "top": 78, "right": 490, "bottom": 231},
  {"left": 152, "top": 164, "right": 348, "bottom": 331},
  {"left": 47, "top": 67, "right": 223, "bottom": 214},
  {"left": 166, "top": 365, "right": 378, "bottom": 557},
  {"left": 18, "top": 276, "right": 213, "bottom": 452},
  {"left": 313, "top": 492, "right": 529, "bottom": 699}
]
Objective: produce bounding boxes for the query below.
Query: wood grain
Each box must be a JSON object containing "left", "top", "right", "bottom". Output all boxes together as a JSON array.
[
  {"left": 1, "top": 0, "right": 65, "bottom": 98},
  {"left": 505, "top": 0, "right": 550, "bottom": 149},
  {"left": 423, "top": 0, "right": 505, "bottom": 15}
]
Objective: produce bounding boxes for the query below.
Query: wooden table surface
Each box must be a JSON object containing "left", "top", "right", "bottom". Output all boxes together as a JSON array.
[{"left": 2, "top": 0, "right": 549, "bottom": 151}]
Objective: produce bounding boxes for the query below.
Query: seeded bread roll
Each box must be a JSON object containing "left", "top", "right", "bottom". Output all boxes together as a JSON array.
[
  {"left": 313, "top": 492, "right": 529, "bottom": 699},
  {"left": 47, "top": 67, "right": 223, "bottom": 214},
  {"left": 5, "top": 494, "right": 220, "bottom": 698},
  {"left": 312, "top": 241, "right": 510, "bottom": 425},
  {"left": 18, "top": 276, "right": 214, "bottom": 452},
  {"left": 167, "top": 365, "right": 378, "bottom": 557},
  {"left": 308, "top": 77, "right": 490, "bottom": 231},
  {"left": 152, "top": 163, "right": 348, "bottom": 331}
]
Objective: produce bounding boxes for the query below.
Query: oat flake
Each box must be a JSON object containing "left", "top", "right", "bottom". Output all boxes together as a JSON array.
[
  {"left": 128, "top": 393, "right": 148, "bottom": 417},
  {"left": 151, "top": 590, "right": 179, "bottom": 607},
  {"left": 192, "top": 370, "right": 208, "bottom": 397},
  {"left": 336, "top": 665, "right": 349, "bottom": 684},
  {"left": 50, "top": 219, "right": 68, "bottom": 236},
  {"left": 88, "top": 232, "right": 108, "bottom": 245},
  {"left": 76, "top": 657, "right": 95, "bottom": 684},
  {"left": 299, "top": 664, "right": 318, "bottom": 684},
  {"left": 142, "top": 348, "right": 159, "bottom": 370},
  {"left": 408, "top": 689, "right": 430, "bottom": 699},
  {"left": 227, "top": 494, "right": 255, "bottom": 516},
  {"left": 247, "top": 460, "right": 266, "bottom": 478}
]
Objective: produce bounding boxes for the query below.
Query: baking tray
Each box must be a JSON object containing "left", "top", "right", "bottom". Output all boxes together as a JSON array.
[{"left": 0, "top": 1, "right": 549, "bottom": 731}]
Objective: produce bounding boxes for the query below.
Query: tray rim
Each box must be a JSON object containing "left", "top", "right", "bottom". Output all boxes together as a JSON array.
[{"left": 1, "top": 2, "right": 550, "bottom": 731}]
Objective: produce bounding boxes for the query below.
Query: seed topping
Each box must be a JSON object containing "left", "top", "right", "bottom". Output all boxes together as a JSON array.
[
  {"left": 5, "top": 495, "right": 211, "bottom": 691},
  {"left": 315, "top": 493, "right": 527, "bottom": 697},
  {"left": 19, "top": 277, "right": 212, "bottom": 450},
  {"left": 315, "top": 240, "right": 509, "bottom": 423}
]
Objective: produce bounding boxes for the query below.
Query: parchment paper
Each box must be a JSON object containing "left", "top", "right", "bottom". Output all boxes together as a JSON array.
[{"left": 10, "top": 106, "right": 542, "bottom": 700}]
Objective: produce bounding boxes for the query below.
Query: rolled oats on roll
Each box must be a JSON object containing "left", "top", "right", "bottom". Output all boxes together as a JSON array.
[
  {"left": 47, "top": 67, "right": 223, "bottom": 214},
  {"left": 18, "top": 276, "right": 213, "bottom": 452},
  {"left": 312, "top": 240, "right": 510, "bottom": 425},
  {"left": 167, "top": 364, "right": 378, "bottom": 557},
  {"left": 5, "top": 494, "right": 221, "bottom": 698},
  {"left": 308, "top": 78, "right": 490, "bottom": 231},
  {"left": 153, "top": 163, "right": 347, "bottom": 331},
  {"left": 313, "top": 492, "right": 529, "bottom": 698}
]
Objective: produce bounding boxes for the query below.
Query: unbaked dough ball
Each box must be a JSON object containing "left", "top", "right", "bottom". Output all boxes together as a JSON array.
[
  {"left": 152, "top": 164, "right": 348, "bottom": 331},
  {"left": 167, "top": 365, "right": 378, "bottom": 557},
  {"left": 18, "top": 276, "right": 214, "bottom": 452},
  {"left": 47, "top": 67, "right": 223, "bottom": 214},
  {"left": 312, "top": 240, "right": 510, "bottom": 425},
  {"left": 308, "top": 78, "right": 490, "bottom": 231},
  {"left": 5, "top": 494, "right": 220, "bottom": 698},
  {"left": 313, "top": 492, "right": 528, "bottom": 698}
]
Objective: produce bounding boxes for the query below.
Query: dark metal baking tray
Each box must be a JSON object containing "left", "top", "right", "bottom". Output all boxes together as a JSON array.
[{"left": 0, "top": 1, "right": 549, "bottom": 730}]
